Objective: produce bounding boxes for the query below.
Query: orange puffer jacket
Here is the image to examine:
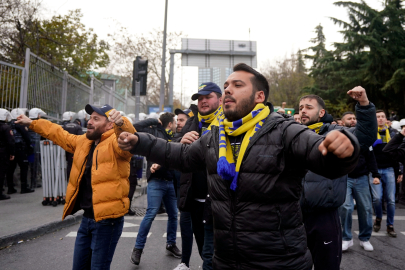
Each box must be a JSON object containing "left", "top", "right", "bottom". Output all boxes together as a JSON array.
[{"left": 29, "top": 118, "right": 136, "bottom": 222}]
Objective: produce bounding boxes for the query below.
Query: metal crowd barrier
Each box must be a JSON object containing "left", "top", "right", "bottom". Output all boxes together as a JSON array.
[{"left": 39, "top": 140, "right": 67, "bottom": 206}]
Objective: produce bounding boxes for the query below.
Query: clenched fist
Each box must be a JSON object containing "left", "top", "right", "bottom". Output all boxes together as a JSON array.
[
  {"left": 108, "top": 109, "right": 123, "bottom": 126},
  {"left": 181, "top": 131, "right": 199, "bottom": 145},
  {"left": 118, "top": 132, "right": 138, "bottom": 151},
  {"left": 347, "top": 86, "right": 369, "bottom": 106},
  {"left": 318, "top": 130, "right": 354, "bottom": 159}
]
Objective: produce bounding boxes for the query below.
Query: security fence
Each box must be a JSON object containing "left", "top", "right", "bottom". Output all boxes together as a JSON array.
[
  {"left": 0, "top": 61, "right": 25, "bottom": 110},
  {"left": 0, "top": 48, "right": 137, "bottom": 120}
]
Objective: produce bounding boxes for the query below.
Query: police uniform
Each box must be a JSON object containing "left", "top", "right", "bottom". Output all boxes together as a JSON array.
[
  {"left": 61, "top": 121, "right": 83, "bottom": 178},
  {"left": 6, "top": 120, "right": 33, "bottom": 193},
  {"left": 28, "top": 129, "right": 41, "bottom": 188},
  {"left": 0, "top": 121, "right": 15, "bottom": 200}
]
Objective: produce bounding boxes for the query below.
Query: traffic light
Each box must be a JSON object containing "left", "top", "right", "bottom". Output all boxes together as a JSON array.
[{"left": 132, "top": 56, "right": 148, "bottom": 96}]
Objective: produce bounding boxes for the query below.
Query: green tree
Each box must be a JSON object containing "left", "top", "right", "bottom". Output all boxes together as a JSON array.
[
  {"left": 1, "top": 3, "right": 109, "bottom": 82},
  {"left": 306, "top": 1, "right": 405, "bottom": 117}
]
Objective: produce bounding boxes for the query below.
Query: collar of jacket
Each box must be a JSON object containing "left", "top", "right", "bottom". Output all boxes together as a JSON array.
[
  {"left": 318, "top": 123, "right": 331, "bottom": 135},
  {"left": 100, "top": 129, "right": 114, "bottom": 143}
]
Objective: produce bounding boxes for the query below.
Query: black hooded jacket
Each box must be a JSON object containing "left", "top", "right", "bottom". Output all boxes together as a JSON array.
[
  {"left": 301, "top": 102, "right": 376, "bottom": 212},
  {"left": 134, "top": 118, "right": 175, "bottom": 181},
  {"left": 130, "top": 105, "right": 360, "bottom": 270}
]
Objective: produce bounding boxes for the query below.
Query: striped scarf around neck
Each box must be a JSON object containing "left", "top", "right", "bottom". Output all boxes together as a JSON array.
[
  {"left": 198, "top": 105, "right": 222, "bottom": 134},
  {"left": 165, "top": 129, "right": 173, "bottom": 141},
  {"left": 373, "top": 125, "right": 391, "bottom": 147},
  {"left": 216, "top": 103, "right": 270, "bottom": 190},
  {"left": 308, "top": 122, "right": 324, "bottom": 134}
]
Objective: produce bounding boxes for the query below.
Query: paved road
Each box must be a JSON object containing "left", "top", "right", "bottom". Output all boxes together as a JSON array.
[{"left": 1, "top": 210, "right": 405, "bottom": 269}]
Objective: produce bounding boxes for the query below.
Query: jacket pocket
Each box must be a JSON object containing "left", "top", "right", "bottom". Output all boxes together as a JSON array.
[{"left": 276, "top": 206, "right": 290, "bottom": 253}]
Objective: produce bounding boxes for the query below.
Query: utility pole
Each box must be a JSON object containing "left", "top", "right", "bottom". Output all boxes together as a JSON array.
[{"left": 159, "top": 0, "right": 168, "bottom": 112}]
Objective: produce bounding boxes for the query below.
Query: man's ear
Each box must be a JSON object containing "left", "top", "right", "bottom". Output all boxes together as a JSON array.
[
  {"left": 255, "top": 90, "right": 265, "bottom": 104},
  {"left": 319, "top": 109, "right": 326, "bottom": 118}
]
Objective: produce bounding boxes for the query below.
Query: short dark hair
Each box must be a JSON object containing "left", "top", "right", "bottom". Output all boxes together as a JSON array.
[
  {"left": 294, "top": 112, "right": 299, "bottom": 115},
  {"left": 159, "top": 112, "right": 175, "bottom": 128},
  {"left": 233, "top": 63, "right": 269, "bottom": 102},
  {"left": 299, "top": 94, "right": 326, "bottom": 110},
  {"left": 376, "top": 109, "right": 386, "bottom": 116},
  {"left": 336, "top": 118, "right": 341, "bottom": 121},
  {"left": 341, "top": 112, "right": 354, "bottom": 119},
  {"left": 214, "top": 92, "right": 222, "bottom": 98}
]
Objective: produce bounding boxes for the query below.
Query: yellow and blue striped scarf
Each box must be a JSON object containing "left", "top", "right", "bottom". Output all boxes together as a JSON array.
[
  {"left": 217, "top": 103, "right": 270, "bottom": 190},
  {"left": 198, "top": 106, "right": 222, "bottom": 134},
  {"left": 308, "top": 122, "right": 324, "bottom": 134},
  {"left": 165, "top": 129, "right": 173, "bottom": 141},
  {"left": 373, "top": 125, "right": 391, "bottom": 147}
]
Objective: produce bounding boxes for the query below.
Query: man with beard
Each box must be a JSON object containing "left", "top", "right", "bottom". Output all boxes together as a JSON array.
[
  {"left": 339, "top": 111, "right": 380, "bottom": 252},
  {"left": 172, "top": 83, "right": 222, "bottom": 270},
  {"left": 299, "top": 91, "right": 376, "bottom": 269},
  {"left": 118, "top": 63, "right": 361, "bottom": 269},
  {"left": 16, "top": 104, "right": 135, "bottom": 269}
]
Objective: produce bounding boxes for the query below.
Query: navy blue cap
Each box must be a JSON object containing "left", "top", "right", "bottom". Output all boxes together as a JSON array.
[
  {"left": 191, "top": 82, "right": 222, "bottom": 101},
  {"left": 85, "top": 104, "right": 114, "bottom": 118},
  {"left": 175, "top": 108, "right": 194, "bottom": 117}
]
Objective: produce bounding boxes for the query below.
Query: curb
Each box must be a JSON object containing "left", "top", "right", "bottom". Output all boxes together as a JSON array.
[{"left": 0, "top": 213, "right": 83, "bottom": 249}]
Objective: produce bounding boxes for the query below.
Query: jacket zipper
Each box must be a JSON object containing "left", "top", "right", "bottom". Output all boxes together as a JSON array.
[
  {"left": 96, "top": 150, "right": 99, "bottom": 170},
  {"left": 65, "top": 156, "right": 87, "bottom": 215},
  {"left": 276, "top": 205, "right": 289, "bottom": 253}
]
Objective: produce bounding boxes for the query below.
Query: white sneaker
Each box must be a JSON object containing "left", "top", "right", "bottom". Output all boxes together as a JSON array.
[
  {"left": 173, "top": 263, "right": 190, "bottom": 270},
  {"left": 360, "top": 240, "right": 374, "bottom": 251},
  {"left": 342, "top": 239, "right": 353, "bottom": 251}
]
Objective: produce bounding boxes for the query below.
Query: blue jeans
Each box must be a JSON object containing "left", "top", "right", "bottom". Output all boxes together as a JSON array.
[
  {"left": 73, "top": 216, "right": 124, "bottom": 270},
  {"left": 370, "top": 167, "right": 396, "bottom": 226},
  {"left": 135, "top": 178, "right": 178, "bottom": 249},
  {"left": 339, "top": 175, "right": 373, "bottom": 241},
  {"left": 202, "top": 223, "right": 214, "bottom": 270}
]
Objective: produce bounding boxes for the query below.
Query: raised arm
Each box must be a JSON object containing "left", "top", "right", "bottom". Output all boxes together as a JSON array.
[
  {"left": 285, "top": 124, "right": 360, "bottom": 179},
  {"left": 134, "top": 118, "right": 160, "bottom": 132}
]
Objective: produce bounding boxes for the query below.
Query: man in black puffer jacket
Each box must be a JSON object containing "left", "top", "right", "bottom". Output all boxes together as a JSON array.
[
  {"left": 299, "top": 89, "right": 376, "bottom": 270},
  {"left": 130, "top": 112, "right": 182, "bottom": 266},
  {"left": 118, "top": 63, "right": 360, "bottom": 270}
]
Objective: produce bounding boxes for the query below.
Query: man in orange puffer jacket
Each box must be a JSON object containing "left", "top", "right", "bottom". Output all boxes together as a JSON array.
[{"left": 16, "top": 104, "right": 135, "bottom": 270}]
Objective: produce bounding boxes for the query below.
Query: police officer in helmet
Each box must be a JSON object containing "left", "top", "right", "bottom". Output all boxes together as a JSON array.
[
  {"left": 0, "top": 109, "right": 15, "bottom": 200},
  {"left": 7, "top": 108, "right": 34, "bottom": 194},
  {"left": 61, "top": 111, "right": 83, "bottom": 178}
]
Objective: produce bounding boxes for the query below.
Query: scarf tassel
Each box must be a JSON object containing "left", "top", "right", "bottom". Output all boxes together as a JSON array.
[{"left": 217, "top": 157, "right": 239, "bottom": 191}]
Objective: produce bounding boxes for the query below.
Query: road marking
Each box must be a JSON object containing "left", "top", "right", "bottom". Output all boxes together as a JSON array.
[
  {"left": 66, "top": 232, "right": 151, "bottom": 238},
  {"left": 123, "top": 222, "right": 139, "bottom": 228},
  {"left": 352, "top": 215, "right": 405, "bottom": 220},
  {"left": 162, "top": 232, "right": 182, "bottom": 238},
  {"left": 354, "top": 231, "right": 387, "bottom": 236},
  {"left": 401, "top": 232, "right": 405, "bottom": 236}
]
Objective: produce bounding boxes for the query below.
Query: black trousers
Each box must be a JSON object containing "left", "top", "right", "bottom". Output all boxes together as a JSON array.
[
  {"left": 190, "top": 200, "right": 205, "bottom": 257},
  {"left": 0, "top": 154, "right": 8, "bottom": 195},
  {"left": 303, "top": 208, "right": 342, "bottom": 270},
  {"left": 6, "top": 149, "right": 29, "bottom": 189}
]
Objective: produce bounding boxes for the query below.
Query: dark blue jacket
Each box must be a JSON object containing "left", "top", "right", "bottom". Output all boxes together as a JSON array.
[{"left": 301, "top": 102, "right": 377, "bottom": 212}]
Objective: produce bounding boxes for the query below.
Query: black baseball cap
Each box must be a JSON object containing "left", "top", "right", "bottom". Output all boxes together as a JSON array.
[
  {"left": 85, "top": 104, "right": 114, "bottom": 118},
  {"left": 175, "top": 108, "right": 194, "bottom": 117},
  {"left": 191, "top": 82, "right": 222, "bottom": 101}
]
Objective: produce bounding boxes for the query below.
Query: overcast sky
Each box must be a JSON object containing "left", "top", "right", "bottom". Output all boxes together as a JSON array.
[{"left": 40, "top": 0, "right": 386, "bottom": 107}]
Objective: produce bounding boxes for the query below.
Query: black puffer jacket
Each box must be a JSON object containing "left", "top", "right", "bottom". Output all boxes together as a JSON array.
[
  {"left": 172, "top": 114, "right": 206, "bottom": 210},
  {"left": 301, "top": 102, "right": 376, "bottom": 212},
  {"left": 134, "top": 118, "right": 175, "bottom": 181},
  {"left": 131, "top": 111, "right": 360, "bottom": 270}
]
